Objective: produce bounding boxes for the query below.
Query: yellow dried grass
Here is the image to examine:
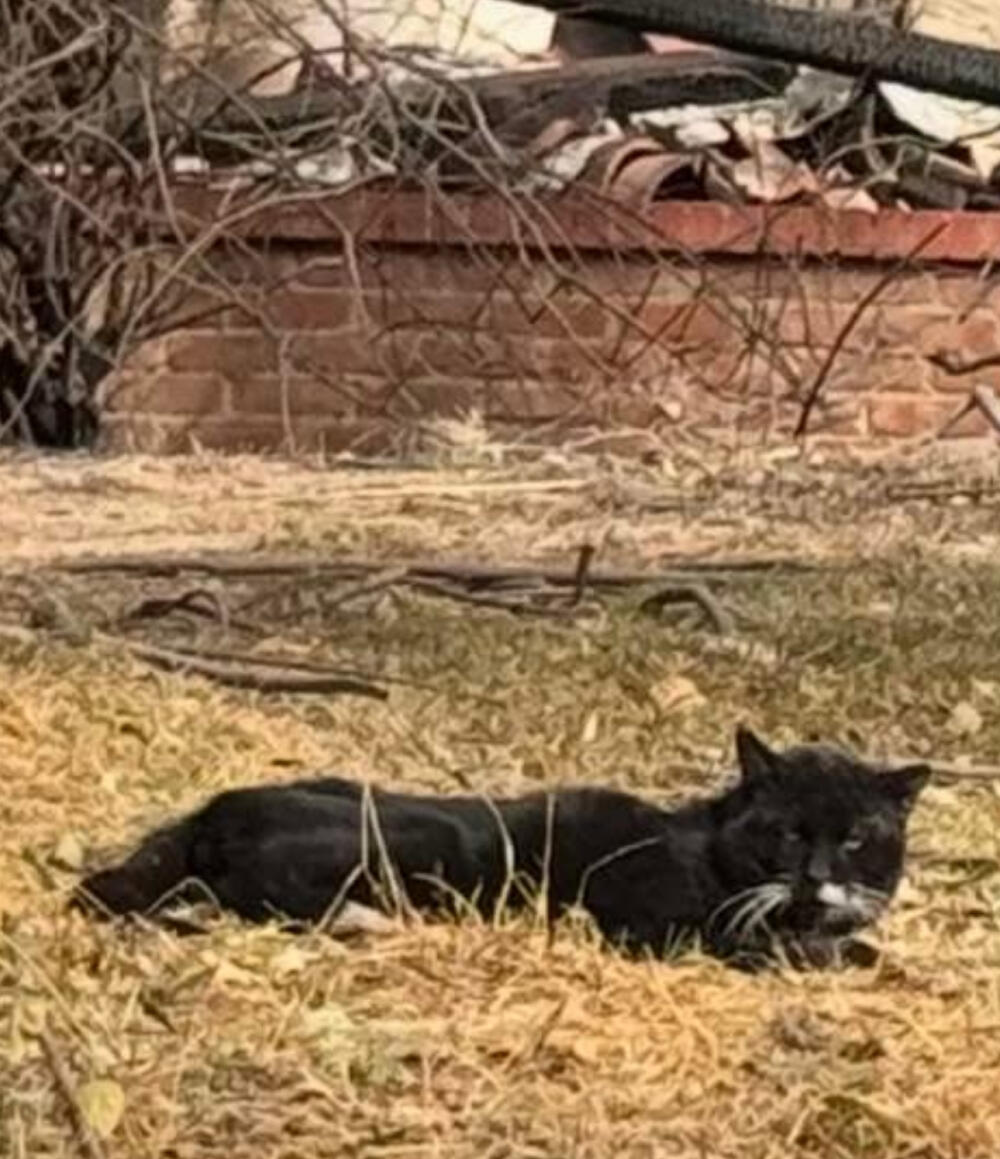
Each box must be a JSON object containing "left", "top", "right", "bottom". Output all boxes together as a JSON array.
[{"left": 3, "top": 442, "right": 1000, "bottom": 1159}]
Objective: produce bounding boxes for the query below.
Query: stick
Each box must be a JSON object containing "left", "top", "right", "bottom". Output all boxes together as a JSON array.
[
  {"left": 885, "top": 482, "right": 1000, "bottom": 503},
  {"left": 121, "top": 640, "right": 388, "bottom": 699},
  {"left": 928, "top": 350, "right": 1000, "bottom": 377},
  {"left": 52, "top": 551, "right": 822, "bottom": 584},
  {"left": 795, "top": 223, "right": 948, "bottom": 437},
  {"left": 638, "top": 583, "right": 733, "bottom": 634},
  {"left": 935, "top": 383, "right": 1000, "bottom": 440},
  {"left": 121, "top": 588, "right": 235, "bottom": 630},
  {"left": 406, "top": 577, "right": 568, "bottom": 616},
  {"left": 568, "top": 543, "right": 596, "bottom": 609},
  {"left": 39, "top": 1029, "right": 107, "bottom": 1159}
]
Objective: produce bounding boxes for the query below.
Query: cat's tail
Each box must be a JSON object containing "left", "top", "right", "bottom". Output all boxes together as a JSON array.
[{"left": 72, "top": 817, "right": 196, "bottom": 919}]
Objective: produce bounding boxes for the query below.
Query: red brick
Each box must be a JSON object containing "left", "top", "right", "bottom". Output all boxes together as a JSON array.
[
  {"left": 359, "top": 287, "right": 611, "bottom": 342},
  {"left": 930, "top": 359, "right": 1000, "bottom": 394},
  {"left": 284, "top": 329, "right": 423, "bottom": 379},
  {"left": 294, "top": 256, "right": 354, "bottom": 287},
  {"left": 868, "top": 396, "right": 956, "bottom": 437},
  {"left": 375, "top": 378, "right": 484, "bottom": 419},
  {"left": 772, "top": 302, "right": 877, "bottom": 351},
  {"left": 484, "top": 292, "right": 611, "bottom": 341},
  {"left": 632, "top": 300, "right": 739, "bottom": 346},
  {"left": 417, "top": 332, "right": 526, "bottom": 381},
  {"left": 167, "top": 332, "right": 278, "bottom": 377},
  {"left": 247, "top": 287, "right": 358, "bottom": 330},
  {"left": 920, "top": 310, "right": 1000, "bottom": 361},
  {"left": 482, "top": 378, "right": 591, "bottom": 422},
  {"left": 353, "top": 249, "right": 545, "bottom": 297},
  {"left": 232, "top": 374, "right": 362, "bottom": 417},
  {"left": 174, "top": 187, "right": 1000, "bottom": 262},
  {"left": 824, "top": 270, "right": 944, "bottom": 308},
  {"left": 103, "top": 414, "right": 408, "bottom": 454},
  {"left": 359, "top": 293, "right": 478, "bottom": 328},
  {"left": 685, "top": 392, "right": 865, "bottom": 438},
  {"left": 105, "top": 373, "right": 227, "bottom": 416},
  {"left": 819, "top": 354, "right": 936, "bottom": 395}
]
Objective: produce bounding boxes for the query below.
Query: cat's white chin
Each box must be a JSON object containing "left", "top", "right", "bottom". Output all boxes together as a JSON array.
[{"left": 816, "top": 881, "right": 883, "bottom": 925}]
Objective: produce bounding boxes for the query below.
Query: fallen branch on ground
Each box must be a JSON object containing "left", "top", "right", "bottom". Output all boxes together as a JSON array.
[
  {"left": 53, "top": 550, "right": 822, "bottom": 583},
  {"left": 0, "top": 622, "right": 388, "bottom": 699},
  {"left": 53, "top": 547, "right": 757, "bottom": 630},
  {"left": 639, "top": 583, "right": 733, "bottom": 634},
  {"left": 122, "top": 640, "right": 388, "bottom": 699}
]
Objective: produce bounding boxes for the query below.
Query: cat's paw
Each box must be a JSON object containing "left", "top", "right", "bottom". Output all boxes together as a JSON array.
[{"left": 785, "top": 934, "right": 880, "bottom": 971}]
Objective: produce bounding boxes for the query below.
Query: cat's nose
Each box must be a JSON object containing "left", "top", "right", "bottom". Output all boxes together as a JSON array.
[{"left": 805, "top": 847, "right": 832, "bottom": 884}]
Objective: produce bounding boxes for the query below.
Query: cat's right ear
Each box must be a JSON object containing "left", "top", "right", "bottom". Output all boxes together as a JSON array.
[{"left": 735, "top": 726, "right": 782, "bottom": 784}]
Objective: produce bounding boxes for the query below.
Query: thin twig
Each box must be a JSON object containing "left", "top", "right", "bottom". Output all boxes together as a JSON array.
[
  {"left": 119, "top": 639, "right": 388, "bottom": 699},
  {"left": 794, "top": 222, "right": 948, "bottom": 437},
  {"left": 936, "top": 383, "right": 1000, "bottom": 440},
  {"left": 569, "top": 543, "right": 596, "bottom": 608},
  {"left": 928, "top": 350, "right": 1000, "bottom": 377},
  {"left": 121, "top": 587, "right": 235, "bottom": 630},
  {"left": 638, "top": 583, "right": 733, "bottom": 634},
  {"left": 53, "top": 551, "right": 823, "bottom": 584}
]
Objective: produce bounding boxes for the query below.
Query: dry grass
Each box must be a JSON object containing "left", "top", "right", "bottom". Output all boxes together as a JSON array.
[{"left": 4, "top": 441, "right": 1000, "bottom": 1159}]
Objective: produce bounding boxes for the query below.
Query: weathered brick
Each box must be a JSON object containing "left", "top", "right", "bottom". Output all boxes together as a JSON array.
[
  {"left": 819, "top": 354, "right": 936, "bottom": 395},
  {"left": 359, "top": 292, "right": 480, "bottom": 329},
  {"left": 772, "top": 302, "right": 879, "bottom": 351},
  {"left": 485, "top": 292, "right": 611, "bottom": 341},
  {"left": 631, "top": 299, "right": 740, "bottom": 346},
  {"left": 417, "top": 332, "right": 529, "bottom": 381},
  {"left": 483, "top": 378, "right": 592, "bottom": 421},
  {"left": 232, "top": 374, "right": 362, "bottom": 417},
  {"left": 101, "top": 200, "right": 1000, "bottom": 453},
  {"left": 103, "top": 414, "right": 408, "bottom": 454},
  {"left": 167, "top": 332, "right": 278, "bottom": 377},
  {"left": 247, "top": 287, "right": 358, "bottom": 330},
  {"left": 106, "top": 373, "right": 227, "bottom": 416},
  {"left": 919, "top": 310, "right": 1000, "bottom": 363},
  {"left": 281, "top": 330, "right": 424, "bottom": 380},
  {"left": 376, "top": 378, "right": 485, "bottom": 419},
  {"left": 356, "top": 248, "right": 546, "bottom": 297},
  {"left": 930, "top": 358, "right": 1000, "bottom": 394},
  {"left": 868, "top": 396, "right": 957, "bottom": 437}
]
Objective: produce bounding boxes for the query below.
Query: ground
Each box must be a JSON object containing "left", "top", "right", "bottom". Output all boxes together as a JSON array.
[{"left": 3, "top": 439, "right": 1000, "bottom": 1159}]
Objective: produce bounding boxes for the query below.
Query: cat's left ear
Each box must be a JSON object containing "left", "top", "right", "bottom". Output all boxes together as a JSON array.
[
  {"left": 880, "top": 763, "right": 932, "bottom": 814},
  {"left": 735, "top": 726, "right": 784, "bottom": 784}
]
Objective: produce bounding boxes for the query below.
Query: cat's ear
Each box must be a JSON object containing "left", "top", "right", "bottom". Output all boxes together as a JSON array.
[
  {"left": 880, "top": 763, "right": 931, "bottom": 814},
  {"left": 735, "top": 726, "right": 783, "bottom": 784}
]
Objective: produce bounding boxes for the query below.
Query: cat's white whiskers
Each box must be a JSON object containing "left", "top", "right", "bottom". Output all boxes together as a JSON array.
[
  {"left": 717, "top": 882, "right": 790, "bottom": 943},
  {"left": 742, "top": 890, "right": 789, "bottom": 938}
]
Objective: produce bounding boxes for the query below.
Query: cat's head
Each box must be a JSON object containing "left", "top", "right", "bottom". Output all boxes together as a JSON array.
[{"left": 712, "top": 726, "right": 930, "bottom": 944}]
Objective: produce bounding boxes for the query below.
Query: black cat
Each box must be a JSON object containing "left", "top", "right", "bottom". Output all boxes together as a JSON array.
[{"left": 74, "top": 727, "right": 930, "bottom": 969}]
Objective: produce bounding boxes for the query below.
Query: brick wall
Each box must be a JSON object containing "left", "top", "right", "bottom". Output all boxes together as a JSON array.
[{"left": 101, "top": 191, "right": 1000, "bottom": 453}]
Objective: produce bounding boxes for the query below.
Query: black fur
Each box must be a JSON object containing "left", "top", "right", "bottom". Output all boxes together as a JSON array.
[{"left": 74, "top": 727, "right": 930, "bottom": 968}]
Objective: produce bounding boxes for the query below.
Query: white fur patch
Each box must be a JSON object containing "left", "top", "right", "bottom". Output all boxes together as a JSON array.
[{"left": 817, "top": 883, "right": 851, "bottom": 908}]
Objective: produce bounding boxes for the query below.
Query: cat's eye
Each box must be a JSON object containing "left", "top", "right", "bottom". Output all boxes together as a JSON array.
[{"left": 842, "top": 835, "right": 865, "bottom": 852}]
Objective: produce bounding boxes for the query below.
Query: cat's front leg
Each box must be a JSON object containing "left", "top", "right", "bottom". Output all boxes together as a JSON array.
[{"left": 781, "top": 933, "right": 880, "bottom": 971}]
